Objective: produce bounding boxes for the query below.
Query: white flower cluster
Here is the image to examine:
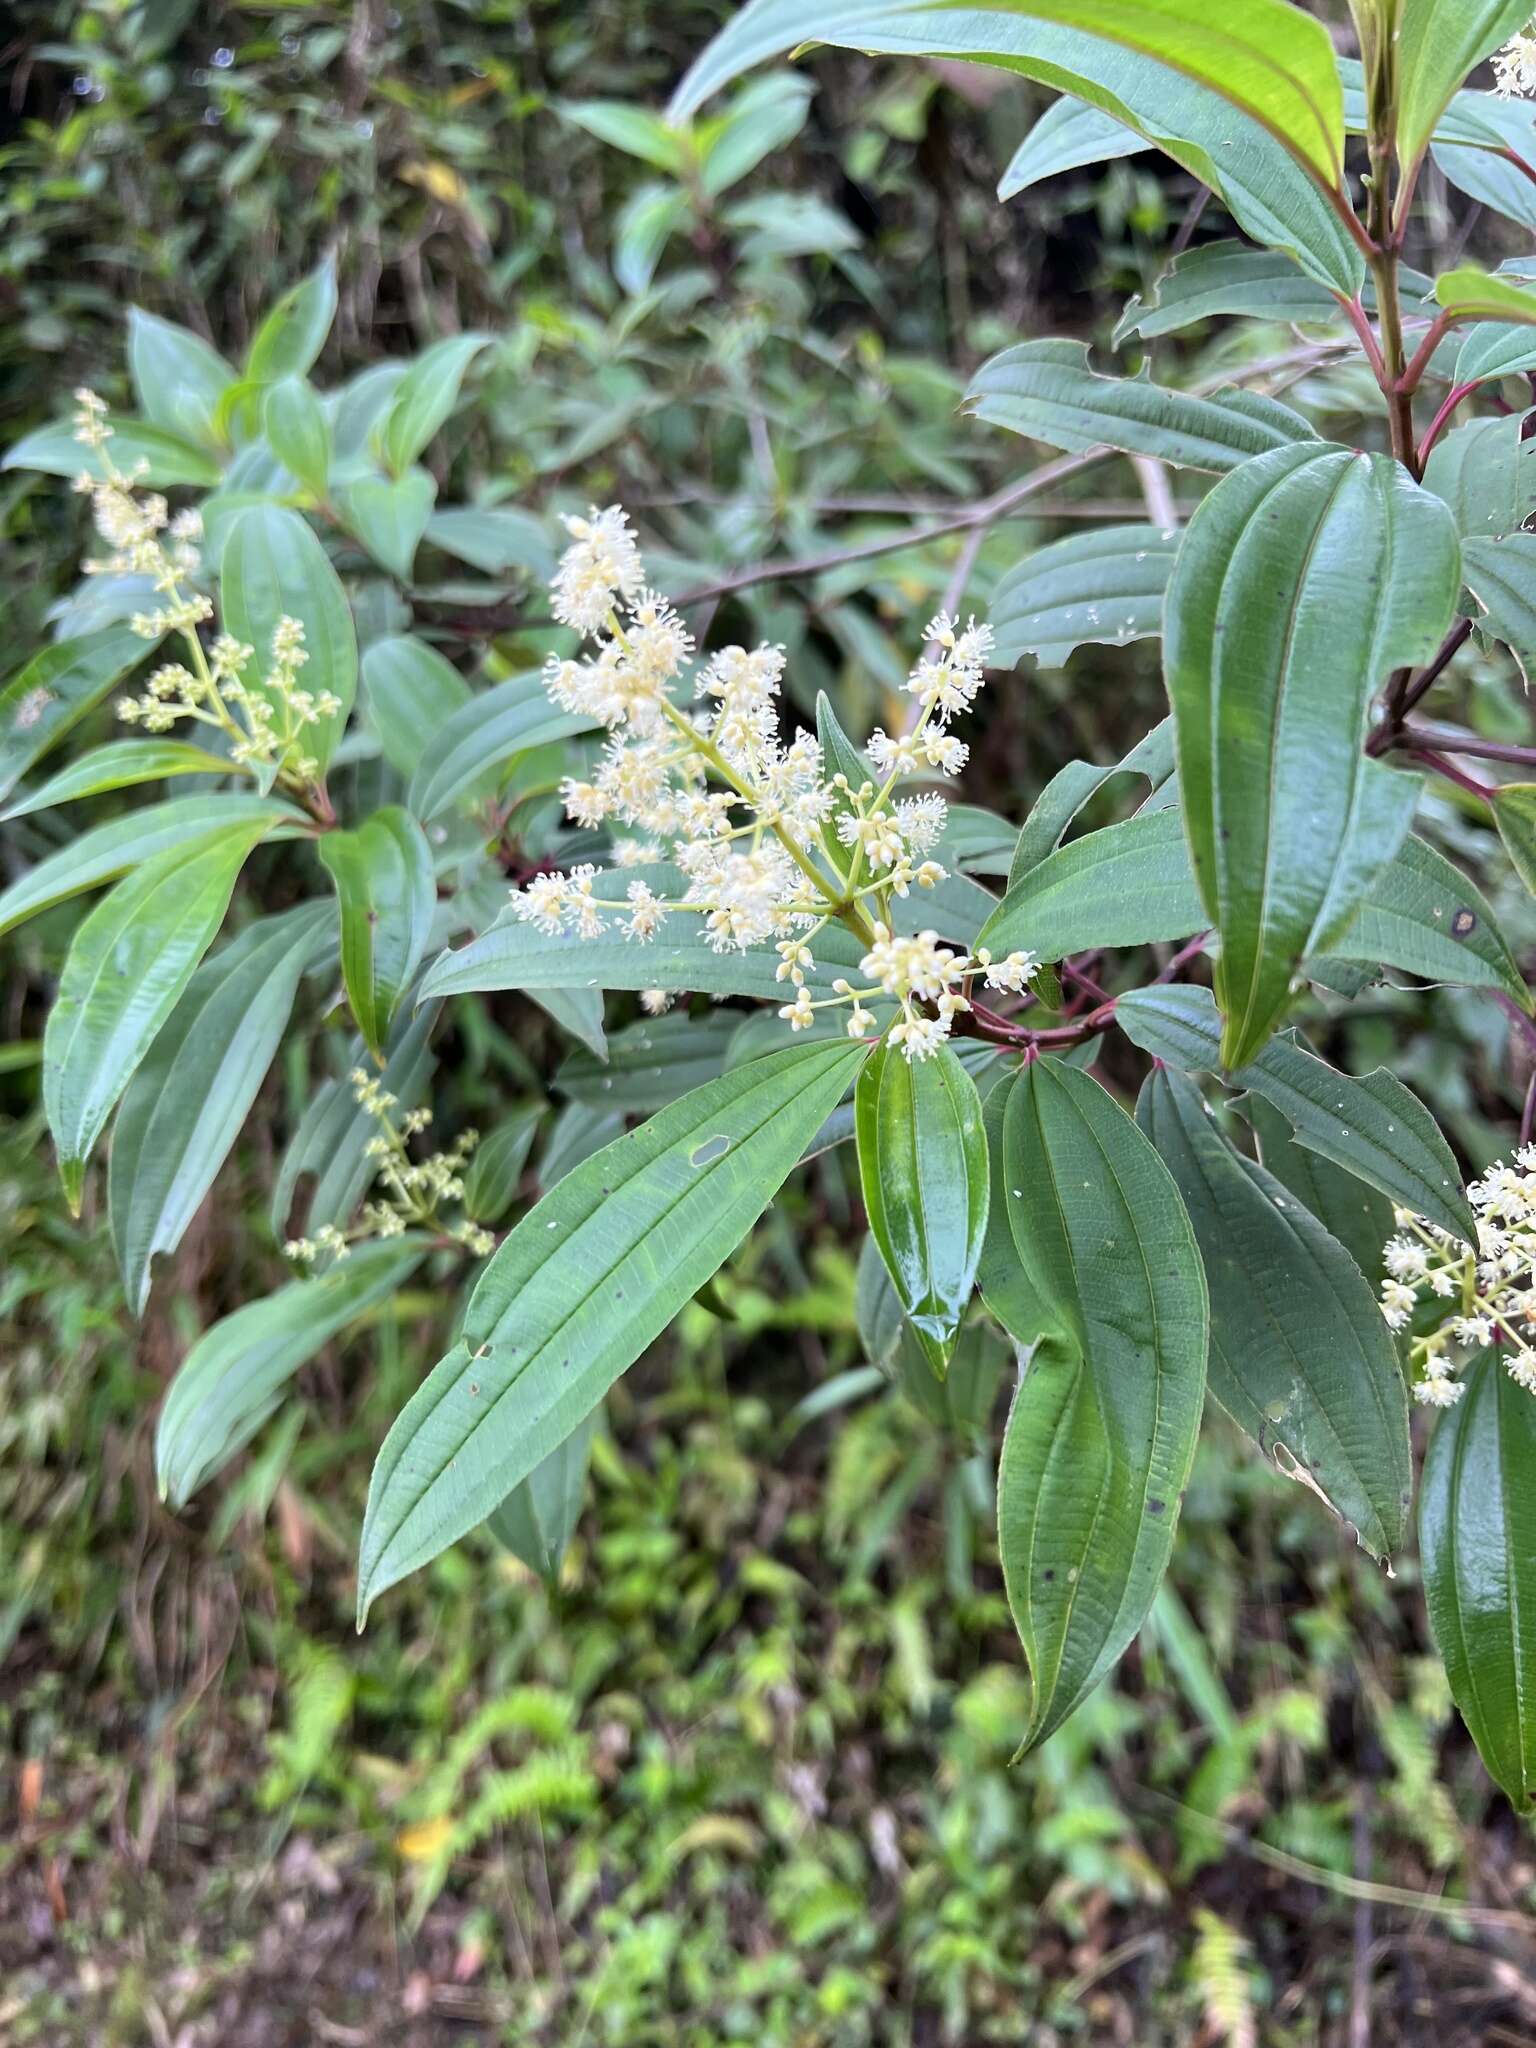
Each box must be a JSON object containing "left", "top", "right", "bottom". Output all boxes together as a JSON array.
[
  {"left": 508, "top": 506, "right": 1029, "bottom": 1059},
  {"left": 286, "top": 1068, "right": 494, "bottom": 1264},
  {"left": 1379, "top": 1148, "right": 1536, "bottom": 1405},
  {"left": 1494, "top": 24, "right": 1536, "bottom": 96},
  {"left": 71, "top": 389, "right": 335, "bottom": 793}
]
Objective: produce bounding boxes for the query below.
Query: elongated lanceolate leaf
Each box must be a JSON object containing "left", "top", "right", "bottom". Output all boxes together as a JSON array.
[
  {"left": 362, "top": 635, "right": 472, "bottom": 779},
  {"left": 991, "top": 526, "right": 1180, "bottom": 669},
  {"left": 995, "top": 1058, "right": 1207, "bottom": 1751},
  {"left": 966, "top": 341, "right": 1316, "bottom": 472},
  {"left": 0, "top": 627, "right": 160, "bottom": 803},
  {"left": 3, "top": 415, "right": 221, "bottom": 488},
  {"left": 1137, "top": 1067, "right": 1410, "bottom": 1557},
  {"left": 263, "top": 377, "right": 332, "bottom": 497},
  {"left": 157, "top": 1236, "right": 425, "bottom": 1509},
  {"left": 1008, "top": 720, "right": 1175, "bottom": 884},
  {"left": 855, "top": 1041, "right": 988, "bottom": 1374},
  {"left": 1114, "top": 241, "right": 1342, "bottom": 343},
  {"left": 319, "top": 805, "right": 436, "bottom": 1057},
  {"left": 998, "top": 96, "right": 1146, "bottom": 198},
  {"left": 127, "top": 308, "right": 236, "bottom": 451},
  {"left": 1421, "top": 1353, "right": 1536, "bottom": 1812},
  {"left": 407, "top": 672, "right": 597, "bottom": 820},
  {"left": 3, "top": 738, "right": 234, "bottom": 820},
  {"left": 1245, "top": 1095, "right": 1394, "bottom": 1286},
  {"left": 109, "top": 904, "right": 331, "bottom": 1316},
  {"left": 556, "top": 1011, "right": 740, "bottom": 1114},
  {"left": 1116, "top": 982, "right": 1473, "bottom": 1243},
  {"left": 0, "top": 793, "right": 304, "bottom": 939},
  {"left": 673, "top": 7, "right": 1360, "bottom": 293},
  {"left": 1434, "top": 264, "right": 1536, "bottom": 326},
  {"left": 357, "top": 1036, "right": 870, "bottom": 1617},
  {"left": 487, "top": 1408, "right": 598, "bottom": 1581},
  {"left": 983, "top": 805, "right": 1203, "bottom": 960},
  {"left": 220, "top": 504, "right": 357, "bottom": 770},
  {"left": 1396, "top": 3, "right": 1535, "bottom": 183},
  {"left": 671, "top": 1, "right": 1346, "bottom": 184},
  {"left": 245, "top": 258, "right": 337, "bottom": 385},
  {"left": 1166, "top": 441, "right": 1460, "bottom": 1068},
  {"left": 44, "top": 821, "right": 273, "bottom": 1208},
  {"left": 1491, "top": 784, "right": 1536, "bottom": 898},
  {"left": 380, "top": 334, "right": 490, "bottom": 477}
]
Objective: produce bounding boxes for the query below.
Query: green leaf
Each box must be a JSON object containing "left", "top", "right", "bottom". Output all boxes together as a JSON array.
[
  {"left": 995, "top": 1058, "right": 1207, "bottom": 1751},
  {"left": 109, "top": 904, "right": 331, "bottom": 1315},
  {"left": 815, "top": 688, "right": 874, "bottom": 862},
  {"left": 379, "top": 334, "right": 490, "bottom": 477},
  {"left": 421, "top": 864, "right": 871, "bottom": 1004},
  {"left": 3, "top": 738, "right": 234, "bottom": 821},
  {"left": 999, "top": 95, "right": 1146, "bottom": 199},
  {"left": 1396, "top": 2, "right": 1534, "bottom": 183},
  {"left": 318, "top": 806, "right": 436, "bottom": 1058},
  {"left": 529, "top": 985, "right": 608, "bottom": 1062},
  {"left": 262, "top": 376, "right": 332, "bottom": 498},
  {"left": 361, "top": 634, "right": 472, "bottom": 779},
  {"left": 1113, "top": 240, "right": 1341, "bottom": 343},
  {"left": 1009, "top": 719, "right": 1175, "bottom": 883},
  {"left": 556, "top": 1011, "right": 740, "bottom": 1113},
  {"left": 1166, "top": 442, "right": 1459, "bottom": 1067},
  {"left": 461, "top": 1106, "right": 543, "bottom": 1224},
  {"left": 1136, "top": 1067, "right": 1410, "bottom": 1558},
  {"left": 341, "top": 469, "right": 438, "bottom": 583},
  {"left": 2, "top": 415, "right": 222, "bottom": 488},
  {"left": 425, "top": 506, "right": 556, "bottom": 581},
  {"left": 43, "top": 821, "right": 273, "bottom": 1208},
  {"left": 487, "top": 1408, "right": 598, "bottom": 1581},
  {"left": 559, "top": 99, "right": 694, "bottom": 174},
  {"left": 1116, "top": 982, "right": 1473, "bottom": 1242},
  {"left": 855, "top": 1041, "right": 988, "bottom": 1374},
  {"left": 127, "top": 308, "right": 235, "bottom": 450},
  {"left": 670, "top": 2, "right": 1349, "bottom": 192},
  {"left": 1436, "top": 107, "right": 1536, "bottom": 232},
  {"left": 1463, "top": 533, "right": 1536, "bottom": 687},
  {"left": 220, "top": 504, "right": 358, "bottom": 770},
  {"left": 613, "top": 181, "right": 693, "bottom": 293},
  {"left": 1422, "top": 414, "right": 1536, "bottom": 540},
  {"left": 697, "top": 71, "right": 815, "bottom": 195},
  {"left": 0, "top": 627, "right": 159, "bottom": 803},
  {"left": 1421, "top": 1353, "right": 1536, "bottom": 1812},
  {"left": 1244, "top": 1094, "right": 1393, "bottom": 1284},
  {"left": 357, "top": 1035, "right": 871, "bottom": 1617},
  {"left": 245, "top": 257, "right": 338, "bottom": 384},
  {"left": 1434, "top": 263, "right": 1536, "bottom": 326},
  {"left": 966, "top": 340, "right": 1317, "bottom": 472},
  {"left": 156, "top": 1237, "right": 425, "bottom": 1509},
  {"left": 1492, "top": 783, "right": 1536, "bottom": 897},
  {"left": 0, "top": 792, "right": 304, "bottom": 940},
  {"left": 982, "top": 805, "right": 1204, "bottom": 960},
  {"left": 991, "top": 525, "right": 1179, "bottom": 669},
  {"left": 1455, "top": 315, "right": 1536, "bottom": 392},
  {"left": 1323, "top": 833, "right": 1530, "bottom": 1006},
  {"left": 407, "top": 670, "right": 597, "bottom": 820}
]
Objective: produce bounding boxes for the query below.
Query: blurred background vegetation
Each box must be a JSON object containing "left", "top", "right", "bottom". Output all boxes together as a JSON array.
[{"left": 5, "top": 3, "right": 1536, "bottom": 2042}]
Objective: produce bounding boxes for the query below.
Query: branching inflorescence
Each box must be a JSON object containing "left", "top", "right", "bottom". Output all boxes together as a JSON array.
[{"left": 510, "top": 508, "right": 1037, "bottom": 1060}]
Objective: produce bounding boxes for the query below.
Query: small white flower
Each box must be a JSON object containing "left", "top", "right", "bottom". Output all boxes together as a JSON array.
[{"left": 1413, "top": 1374, "right": 1466, "bottom": 1408}]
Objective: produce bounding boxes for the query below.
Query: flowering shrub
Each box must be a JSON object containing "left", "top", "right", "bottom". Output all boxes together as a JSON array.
[{"left": 9, "top": 1, "right": 1536, "bottom": 1808}]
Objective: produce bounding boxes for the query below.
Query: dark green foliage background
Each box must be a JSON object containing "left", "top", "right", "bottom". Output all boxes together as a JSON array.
[{"left": 6, "top": 4, "right": 1536, "bottom": 2042}]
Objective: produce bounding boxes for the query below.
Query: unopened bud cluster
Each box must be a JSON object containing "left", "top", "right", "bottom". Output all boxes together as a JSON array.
[{"left": 286, "top": 1068, "right": 494, "bottom": 1264}]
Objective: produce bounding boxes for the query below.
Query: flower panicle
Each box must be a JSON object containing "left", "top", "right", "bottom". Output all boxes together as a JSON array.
[
  {"left": 1379, "top": 1146, "right": 1536, "bottom": 1402},
  {"left": 507, "top": 506, "right": 1016, "bottom": 1060}
]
